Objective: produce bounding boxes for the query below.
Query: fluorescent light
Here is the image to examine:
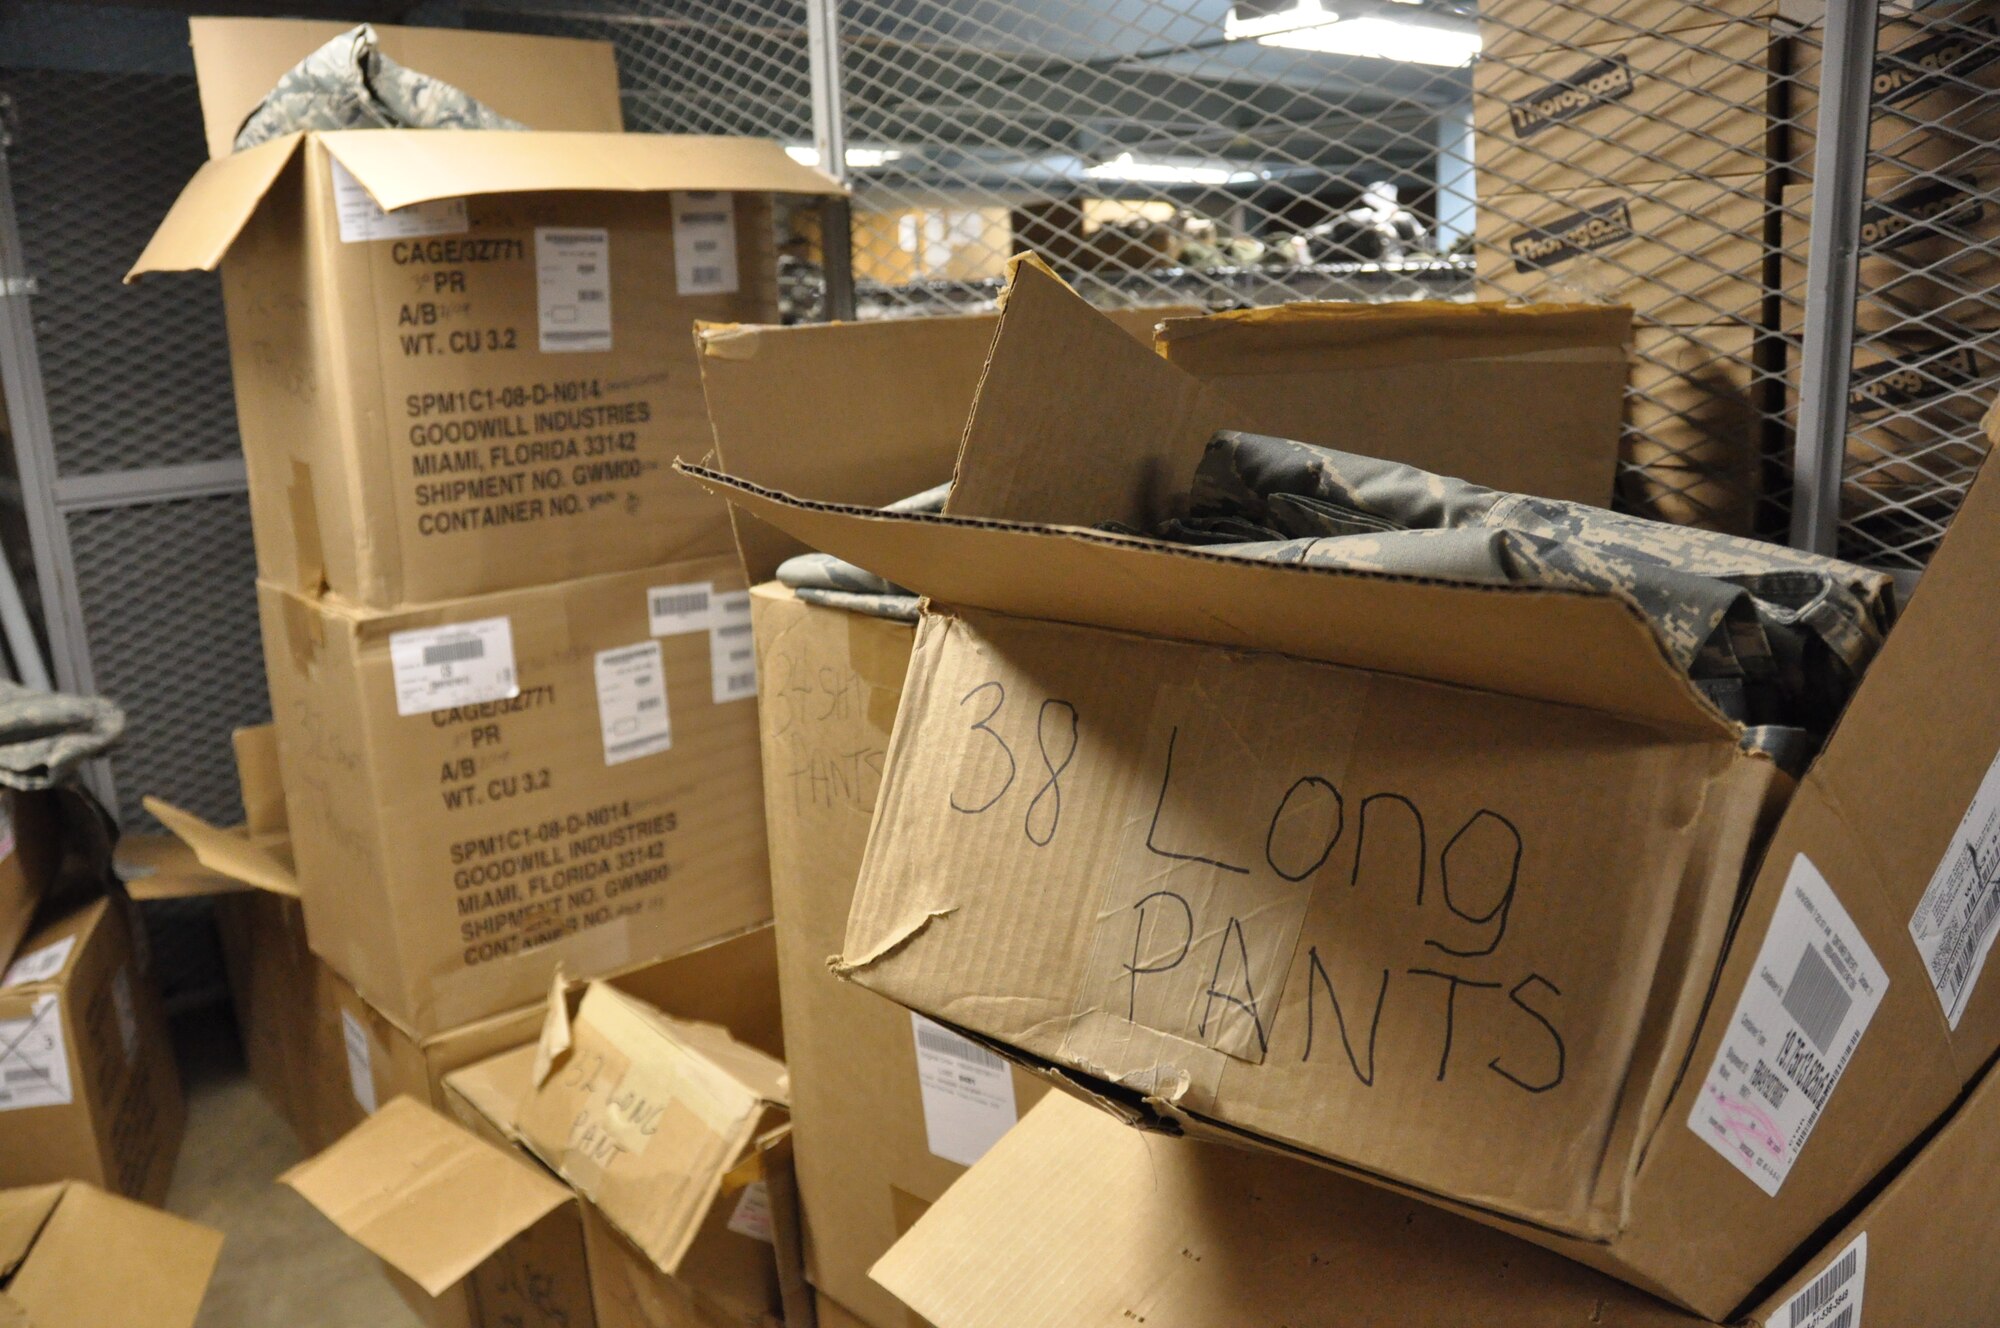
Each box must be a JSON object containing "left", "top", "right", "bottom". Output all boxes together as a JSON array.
[
  {"left": 1085, "top": 152, "right": 1256, "bottom": 186},
  {"left": 784, "top": 145, "right": 904, "bottom": 169},
  {"left": 1257, "top": 14, "right": 1479, "bottom": 65},
  {"left": 1225, "top": 1, "right": 1480, "bottom": 66}
]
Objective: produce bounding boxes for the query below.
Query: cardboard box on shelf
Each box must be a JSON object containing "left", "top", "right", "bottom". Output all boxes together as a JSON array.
[
  {"left": 0, "top": 1180, "right": 223, "bottom": 1328},
  {"left": 0, "top": 791, "right": 59, "bottom": 975},
  {"left": 126, "top": 18, "right": 842, "bottom": 609},
  {"left": 687, "top": 260, "right": 2000, "bottom": 1318},
  {"left": 1477, "top": 0, "right": 1798, "bottom": 63},
  {"left": 256, "top": 553, "right": 771, "bottom": 1036},
  {"left": 1787, "top": 10, "right": 2000, "bottom": 180},
  {"left": 1475, "top": 174, "right": 1772, "bottom": 324},
  {"left": 1473, "top": 20, "right": 1789, "bottom": 197},
  {"left": 1622, "top": 322, "right": 1766, "bottom": 534},
  {"left": 0, "top": 898, "right": 183, "bottom": 1206},
  {"left": 877, "top": 1050, "right": 2000, "bottom": 1328}
]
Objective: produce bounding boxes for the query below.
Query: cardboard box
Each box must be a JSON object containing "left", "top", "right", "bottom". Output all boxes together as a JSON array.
[
  {"left": 127, "top": 18, "right": 842, "bottom": 608},
  {"left": 1787, "top": 10, "right": 2000, "bottom": 180},
  {"left": 0, "top": 1181, "right": 222, "bottom": 1328},
  {"left": 878, "top": 1052, "right": 2000, "bottom": 1328},
  {"left": 1477, "top": 0, "right": 1796, "bottom": 63},
  {"left": 0, "top": 792, "right": 58, "bottom": 975},
  {"left": 1473, "top": 21, "right": 1788, "bottom": 196},
  {"left": 0, "top": 899, "right": 183, "bottom": 1205},
  {"left": 1622, "top": 323, "right": 1766, "bottom": 533},
  {"left": 1779, "top": 169, "right": 2000, "bottom": 337},
  {"left": 256, "top": 553, "right": 771, "bottom": 1035},
  {"left": 687, "top": 261, "right": 2000, "bottom": 1318},
  {"left": 1475, "top": 174, "right": 1772, "bottom": 324}
]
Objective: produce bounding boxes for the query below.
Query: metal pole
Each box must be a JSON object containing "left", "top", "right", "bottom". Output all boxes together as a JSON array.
[
  {"left": 806, "top": 0, "right": 856, "bottom": 321},
  {"left": 1790, "top": 0, "right": 1881, "bottom": 555}
]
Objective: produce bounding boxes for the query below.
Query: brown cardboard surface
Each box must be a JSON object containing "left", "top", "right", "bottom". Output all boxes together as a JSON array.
[
  {"left": 513, "top": 982, "right": 786, "bottom": 1275},
  {"left": 1154, "top": 300, "right": 1630, "bottom": 505},
  {"left": 1473, "top": 20, "right": 1786, "bottom": 195},
  {"left": 257, "top": 556, "right": 771, "bottom": 1035},
  {"left": 142, "top": 796, "right": 298, "bottom": 898},
  {"left": 0, "top": 793, "right": 55, "bottom": 973},
  {"left": 215, "top": 892, "right": 339, "bottom": 1145},
  {"left": 875, "top": 1093, "right": 1710, "bottom": 1328},
  {"left": 0, "top": 900, "right": 185, "bottom": 1205},
  {"left": 0, "top": 1182, "right": 221, "bottom": 1328},
  {"left": 753, "top": 584, "right": 1044, "bottom": 1328},
  {"left": 1622, "top": 322, "right": 1764, "bottom": 533},
  {"left": 704, "top": 258, "right": 2000, "bottom": 1318},
  {"left": 186, "top": 18, "right": 624, "bottom": 161},
  {"left": 1475, "top": 174, "right": 1772, "bottom": 325},
  {"left": 1477, "top": 0, "right": 1790, "bottom": 62},
  {"left": 133, "top": 24, "right": 839, "bottom": 608},
  {"left": 1787, "top": 12, "right": 2000, "bottom": 180}
]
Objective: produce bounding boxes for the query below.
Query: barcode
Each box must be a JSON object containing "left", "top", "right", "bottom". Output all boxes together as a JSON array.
[
  {"left": 692, "top": 265, "right": 723, "bottom": 285},
  {"left": 1942, "top": 868, "right": 2000, "bottom": 1000},
  {"left": 605, "top": 735, "right": 668, "bottom": 756},
  {"left": 684, "top": 211, "right": 728, "bottom": 226},
  {"left": 1789, "top": 1247, "right": 1860, "bottom": 1326},
  {"left": 423, "top": 639, "right": 486, "bottom": 666},
  {"left": 1827, "top": 1311, "right": 1852, "bottom": 1328},
  {"left": 652, "top": 590, "right": 710, "bottom": 619},
  {"left": 715, "top": 622, "right": 752, "bottom": 640},
  {"left": 636, "top": 696, "right": 663, "bottom": 712},
  {"left": 3, "top": 1067, "right": 44, "bottom": 1084},
  {"left": 577, "top": 289, "right": 605, "bottom": 302},
  {"left": 1782, "top": 944, "right": 1853, "bottom": 1055},
  {"left": 543, "top": 329, "right": 607, "bottom": 344},
  {"left": 726, "top": 671, "right": 756, "bottom": 693},
  {"left": 916, "top": 1023, "right": 1004, "bottom": 1071}
]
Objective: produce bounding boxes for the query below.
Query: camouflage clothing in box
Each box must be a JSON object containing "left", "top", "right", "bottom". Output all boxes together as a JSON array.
[
  {"left": 235, "top": 24, "right": 526, "bottom": 151},
  {"left": 0, "top": 682, "right": 123, "bottom": 790},
  {"left": 1160, "top": 431, "right": 1899, "bottom": 742},
  {"left": 776, "top": 482, "right": 950, "bottom": 622}
]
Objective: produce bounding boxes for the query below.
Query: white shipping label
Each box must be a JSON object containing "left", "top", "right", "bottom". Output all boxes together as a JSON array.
[
  {"left": 911, "top": 1013, "right": 1017, "bottom": 1167},
  {"left": 595, "top": 642, "right": 673, "bottom": 766},
  {"left": 330, "top": 158, "right": 468, "bottom": 244},
  {"left": 390, "top": 617, "right": 518, "bottom": 717},
  {"left": 1689, "top": 855, "right": 1889, "bottom": 1196},
  {"left": 709, "top": 590, "right": 757, "bottom": 704},
  {"left": 2, "top": 936, "right": 76, "bottom": 989},
  {"left": 672, "top": 192, "right": 740, "bottom": 295},
  {"left": 535, "top": 227, "right": 613, "bottom": 353},
  {"left": 726, "top": 1181, "right": 774, "bottom": 1244},
  {"left": 1775, "top": 1232, "right": 1866, "bottom": 1328},
  {"left": 111, "top": 969, "right": 139, "bottom": 1066},
  {"left": 648, "top": 581, "right": 715, "bottom": 637},
  {"left": 1909, "top": 746, "right": 2000, "bottom": 1028},
  {"left": 0, "top": 995, "right": 71, "bottom": 1112},
  {"left": 341, "top": 1009, "right": 378, "bottom": 1115}
]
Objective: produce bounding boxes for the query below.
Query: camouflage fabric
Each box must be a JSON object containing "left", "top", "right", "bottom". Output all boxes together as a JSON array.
[
  {"left": 235, "top": 24, "right": 526, "bottom": 150},
  {"left": 1159, "top": 431, "right": 1899, "bottom": 736},
  {"left": 0, "top": 682, "right": 123, "bottom": 790},
  {"left": 775, "top": 482, "right": 948, "bottom": 622}
]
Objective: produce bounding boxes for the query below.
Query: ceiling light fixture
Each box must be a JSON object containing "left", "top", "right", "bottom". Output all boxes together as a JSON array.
[
  {"left": 1225, "top": 1, "right": 1480, "bottom": 67},
  {"left": 1084, "top": 152, "right": 1257, "bottom": 186},
  {"left": 784, "top": 145, "right": 905, "bottom": 169}
]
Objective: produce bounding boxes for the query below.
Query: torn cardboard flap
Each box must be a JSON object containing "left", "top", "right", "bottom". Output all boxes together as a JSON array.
[
  {"left": 140, "top": 795, "right": 299, "bottom": 899},
  {"left": 1, "top": 1182, "right": 222, "bottom": 1328},
  {"left": 514, "top": 982, "right": 787, "bottom": 1276},
  {"left": 283, "top": 1095, "right": 571, "bottom": 1297}
]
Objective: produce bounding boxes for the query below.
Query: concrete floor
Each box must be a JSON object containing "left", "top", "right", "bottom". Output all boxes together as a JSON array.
[{"left": 165, "top": 1010, "right": 424, "bottom": 1328}]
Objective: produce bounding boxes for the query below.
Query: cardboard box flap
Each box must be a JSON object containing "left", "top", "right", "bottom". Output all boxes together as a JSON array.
[
  {"left": 5, "top": 1184, "right": 222, "bottom": 1328},
  {"left": 318, "top": 129, "right": 842, "bottom": 214},
  {"left": 515, "top": 982, "right": 784, "bottom": 1275},
  {"left": 231, "top": 724, "right": 286, "bottom": 837},
  {"left": 141, "top": 795, "right": 300, "bottom": 899},
  {"left": 1154, "top": 299, "right": 1634, "bottom": 374},
  {"left": 442, "top": 1042, "right": 539, "bottom": 1141},
  {"left": 0, "top": 1187, "right": 63, "bottom": 1280},
  {"left": 282, "top": 1096, "right": 571, "bottom": 1297},
  {"left": 873, "top": 1094, "right": 1703, "bottom": 1328},
  {"left": 682, "top": 467, "right": 1728, "bottom": 736},
  {"left": 126, "top": 132, "right": 302, "bottom": 278},
  {"left": 186, "top": 17, "right": 624, "bottom": 162}
]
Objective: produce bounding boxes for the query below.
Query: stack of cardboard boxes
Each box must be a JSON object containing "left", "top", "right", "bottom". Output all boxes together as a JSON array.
[
  {"left": 129, "top": 16, "right": 845, "bottom": 1327},
  {"left": 692, "top": 260, "right": 2000, "bottom": 1325}
]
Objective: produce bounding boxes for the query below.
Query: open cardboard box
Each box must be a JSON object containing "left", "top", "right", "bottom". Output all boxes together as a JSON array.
[
  {"left": 0, "top": 1180, "right": 222, "bottom": 1328},
  {"left": 126, "top": 17, "right": 842, "bottom": 609},
  {"left": 683, "top": 259, "right": 2000, "bottom": 1318}
]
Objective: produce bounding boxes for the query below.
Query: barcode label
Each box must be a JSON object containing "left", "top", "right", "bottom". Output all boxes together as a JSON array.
[
  {"left": 390, "top": 617, "right": 518, "bottom": 717},
  {"left": 423, "top": 638, "right": 486, "bottom": 666},
  {"left": 649, "top": 582, "right": 715, "bottom": 637},
  {"left": 329, "top": 158, "right": 466, "bottom": 243},
  {"left": 1911, "top": 745, "right": 2000, "bottom": 1028},
  {"left": 595, "top": 641, "right": 673, "bottom": 766},
  {"left": 1689, "top": 855, "right": 1888, "bottom": 1197},
  {"left": 709, "top": 591, "right": 757, "bottom": 704},
  {"left": 726, "top": 1181, "right": 774, "bottom": 1244},
  {"left": 911, "top": 1013, "right": 1017, "bottom": 1167},
  {"left": 1782, "top": 945, "right": 1854, "bottom": 1056},
  {"left": 673, "top": 192, "right": 740, "bottom": 295},
  {"left": 0, "top": 995, "right": 72, "bottom": 1112},
  {"left": 536, "top": 227, "right": 612, "bottom": 353},
  {"left": 342, "top": 1009, "right": 377, "bottom": 1115},
  {"left": 1777, "top": 1232, "right": 1867, "bottom": 1328},
  {"left": 2, "top": 936, "right": 76, "bottom": 989}
]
